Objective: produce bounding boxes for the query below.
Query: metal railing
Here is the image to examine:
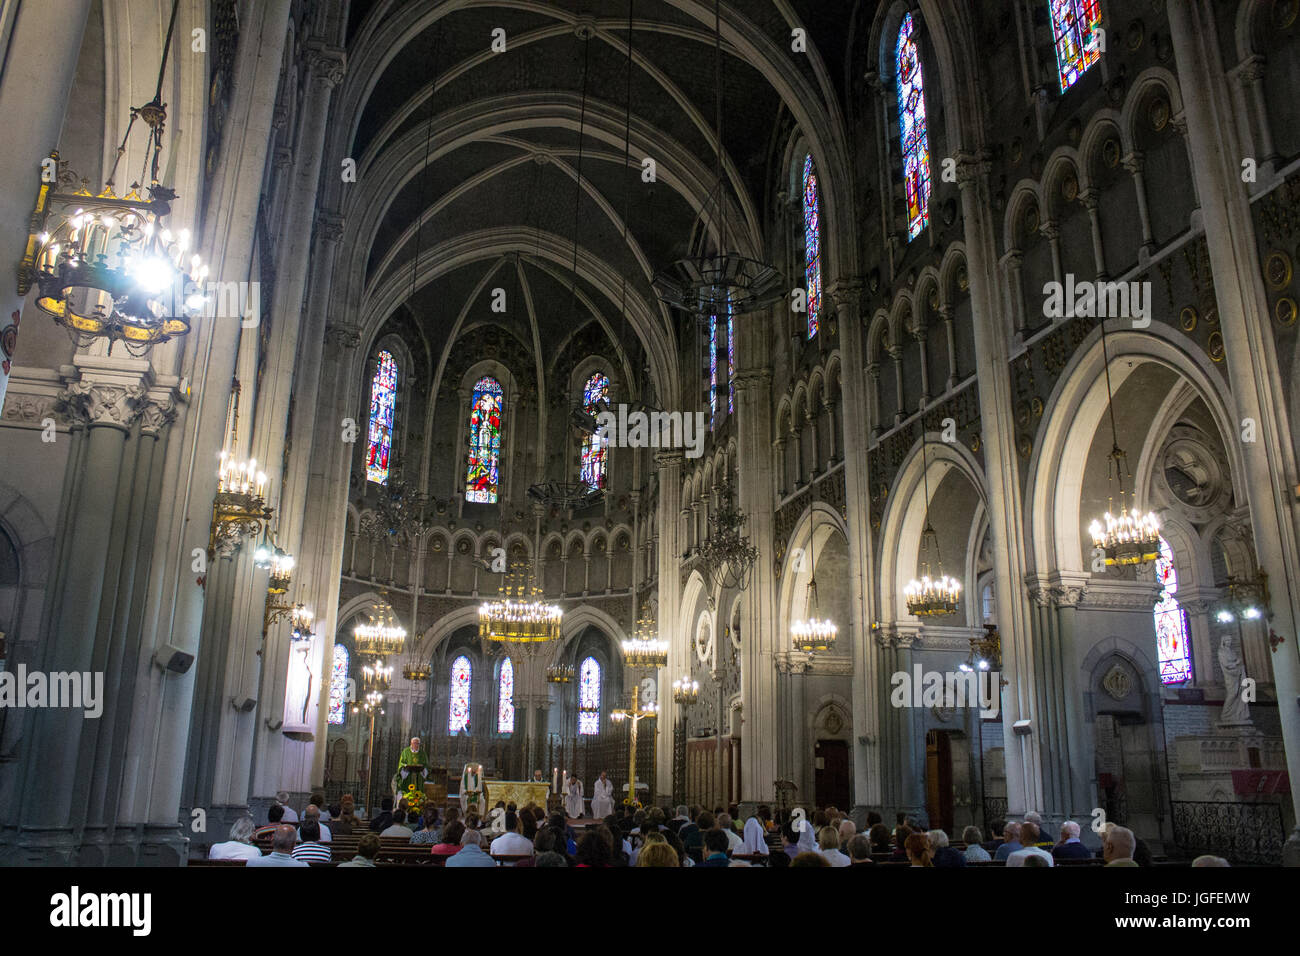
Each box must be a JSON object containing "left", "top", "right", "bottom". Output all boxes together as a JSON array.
[{"left": 1170, "top": 800, "right": 1285, "bottom": 865}]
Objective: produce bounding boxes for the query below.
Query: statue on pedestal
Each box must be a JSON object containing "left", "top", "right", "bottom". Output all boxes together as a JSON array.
[{"left": 1217, "top": 631, "right": 1252, "bottom": 726}]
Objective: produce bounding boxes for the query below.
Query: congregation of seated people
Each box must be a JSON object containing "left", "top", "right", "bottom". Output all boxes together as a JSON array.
[{"left": 205, "top": 793, "right": 1228, "bottom": 868}]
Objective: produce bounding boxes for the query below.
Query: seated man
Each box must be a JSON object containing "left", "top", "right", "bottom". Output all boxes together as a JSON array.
[
  {"left": 299, "top": 804, "right": 332, "bottom": 843},
  {"left": 1103, "top": 826, "right": 1139, "bottom": 867},
  {"left": 696, "top": 828, "right": 732, "bottom": 867},
  {"left": 380, "top": 809, "right": 414, "bottom": 839},
  {"left": 247, "top": 825, "right": 307, "bottom": 867},
  {"left": 847, "top": 835, "right": 874, "bottom": 866},
  {"left": 368, "top": 796, "right": 394, "bottom": 833},
  {"left": 928, "top": 830, "right": 966, "bottom": 868},
  {"left": 253, "top": 804, "right": 285, "bottom": 839},
  {"left": 993, "top": 822, "right": 1024, "bottom": 861},
  {"left": 209, "top": 816, "right": 261, "bottom": 861},
  {"left": 446, "top": 827, "right": 497, "bottom": 867},
  {"left": 292, "top": 820, "right": 332, "bottom": 863},
  {"left": 1052, "top": 821, "right": 1092, "bottom": 860},
  {"left": 489, "top": 811, "right": 534, "bottom": 860},
  {"left": 339, "top": 833, "right": 382, "bottom": 867}
]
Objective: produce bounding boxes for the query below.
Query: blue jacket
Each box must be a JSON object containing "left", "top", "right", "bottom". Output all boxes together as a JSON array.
[
  {"left": 697, "top": 853, "right": 731, "bottom": 867},
  {"left": 445, "top": 843, "right": 497, "bottom": 868},
  {"left": 1052, "top": 840, "right": 1093, "bottom": 860}
]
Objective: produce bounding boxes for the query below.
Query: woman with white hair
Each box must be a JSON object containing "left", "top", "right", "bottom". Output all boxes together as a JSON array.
[{"left": 209, "top": 815, "right": 262, "bottom": 860}]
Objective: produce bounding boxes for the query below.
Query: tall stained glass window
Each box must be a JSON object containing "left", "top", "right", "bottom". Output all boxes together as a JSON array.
[
  {"left": 802, "top": 155, "right": 822, "bottom": 337},
  {"left": 449, "top": 655, "right": 472, "bottom": 732},
  {"left": 1153, "top": 537, "right": 1193, "bottom": 685},
  {"left": 581, "top": 372, "right": 610, "bottom": 489},
  {"left": 708, "top": 314, "right": 718, "bottom": 430},
  {"left": 896, "top": 13, "right": 932, "bottom": 241},
  {"left": 578, "top": 656, "right": 601, "bottom": 735},
  {"left": 465, "top": 377, "right": 503, "bottom": 503},
  {"left": 1050, "top": 0, "right": 1103, "bottom": 93},
  {"left": 327, "top": 644, "right": 349, "bottom": 726},
  {"left": 497, "top": 657, "right": 515, "bottom": 733},
  {"left": 366, "top": 350, "right": 397, "bottom": 484},
  {"left": 727, "top": 306, "right": 736, "bottom": 414}
]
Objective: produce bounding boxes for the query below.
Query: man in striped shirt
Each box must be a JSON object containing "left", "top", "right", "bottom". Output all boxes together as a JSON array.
[{"left": 292, "top": 820, "right": 332, "bottom": 863}]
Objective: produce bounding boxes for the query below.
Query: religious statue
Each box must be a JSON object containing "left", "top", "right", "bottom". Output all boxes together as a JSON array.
[
  {"left": 1217, "top": 631, "right": 1252, "bottom": 726},
  {"left": 564, "top": 772, "right": 584, "bottom": 819},
  {"left": 461, "top": 762, "right": 486, "bottom": 814},
  {"left": 591, "top": 770, "right": 614, "bottom": 818},
  {"left": 392, "top": 737, "right": 431, "bottom": 798}
]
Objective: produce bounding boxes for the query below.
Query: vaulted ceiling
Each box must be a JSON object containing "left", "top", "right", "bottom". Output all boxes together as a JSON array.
[{"left": 329, "top": 0, "right": 865, "bottom": 402}]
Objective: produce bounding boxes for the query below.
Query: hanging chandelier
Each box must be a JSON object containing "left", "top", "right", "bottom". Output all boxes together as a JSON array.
[
  {"left": 653, "top": 0, "right": 781, "bottom": 318},
  {"left": 672, "top": 676, "right": 700, "bottom": 705},
  {"left": 527, "top": 480, "right": 602, "bottom": 512},
  {"left": 478, "top": 566, "right": 563, "bottom": 645},
  {"left": 289, "top": 605, "right": 315, "bottom": 642},
  {"left": 698, "top": 490, "right": 759, "bottom": 591},
  {"left": 402, "top": 659, "right": 431, "bottom": 682},
  {"left": 959, "top": 624, "right": 1002, "bottom": 673},
  {"left": 546, "top": 663, "right": 575, "bottom": 683},
  {"left": 1086, "top": 319, "right": 1161, "bottom": 566},
  {"left": 791, "top": 492, "right": 838, "bottom": 654},
  {"left": 362, "top": 659, "right": 393, "bottom": 691},
  {"left": 905, "top": 431, "right": 961, "bottom": 616},
  {"left": 354, "top": 592, "right": 407, "bottom": 657},
  {"left": 19, "top": 0, "right": 205, "bottom": 355},
  {"left": 622, "top": 616, "right": 668, "bottom": 669},
  {"left": 209, "top": 382, "right": 272, "bottom": 558}
]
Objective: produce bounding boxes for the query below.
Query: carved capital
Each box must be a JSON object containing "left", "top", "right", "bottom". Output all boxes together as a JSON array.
[
  {"left": 324, "top": 323, "right": 362, "bottom": 348},
  {"left": 1122, "top": 151, "right": 1145, "bottom": 175},
  {"left": 828, "top": 280, "right": 864, "bottom": 312},
  {"left": 273, "top": 146, "right": 293, "bottom": 170},
  {"left": 58, "top": 382, "right": 147, "bottom": 429},
  {"left": 305, "top": 42, "right": 347, "bottom": 89},
  {"left": 952, "top": 150, "right": 993, "bottom": 190},
  {"left": 732, "top": 367, "right": 773, "bottom": 392},
  {"left": 316, "top": 211, "right": 346, "bottom": 244},
  {"left": 1052, "top": 584, "right": 1087, "bottom": 608},
  {"left": 137, "top": 393, "right": 177, "bottom": 436},
  {"left": 1236, "top": 54, "right": 1266, "bottom": 85}
]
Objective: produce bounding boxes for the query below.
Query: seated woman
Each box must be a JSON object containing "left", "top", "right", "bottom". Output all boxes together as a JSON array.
[{"left": 904, "top": 832, "right": 934, "bottom": 867}]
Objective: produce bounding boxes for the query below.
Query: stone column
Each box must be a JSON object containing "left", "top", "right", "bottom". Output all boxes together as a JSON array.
[
  {"left": 955, "top": 150, "right": 1042, "bottom": 819},
  {"left": 734, "top": 306, "right": 778, "bottom": 810},
  {"left": 1121, "top": 152, "right": 1156, "bottom": 254},
  {"left": 831, "top": 283, "right": 883, "bottom": 815},
  {"left": 1080, "top": 190, "right": 1108, "bottom": 278},
  {"left": 1168, "top": 0, "right": 1300, "bottom": 858},
  {"left": 940, "top": 305, "right": 958, "bottom": 390},
  {"left": 0, "top": 0, "right": 94, "bottom": 410},
  {"left": 914, "top": 326, "right": 931, "bottom": 407},
  {"left": 1000, "top": 250, "right": 1026, "bottom": 338},
  {"left": 653, "top": 450, "right": 682, "bottom": 799},
  {"left": 8, "top": 357, "right": 147, "bottom": 860},
  {"left": 1234, "top": 55, "right": 1277, "bottom": 170}
]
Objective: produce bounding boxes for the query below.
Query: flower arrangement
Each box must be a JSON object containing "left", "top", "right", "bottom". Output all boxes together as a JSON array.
[
  {"left": 622, "top": 797, "right": 642, "bottom": 810},
  {"left": 404, "top": 783, "right": 425, "bottom": 815}
]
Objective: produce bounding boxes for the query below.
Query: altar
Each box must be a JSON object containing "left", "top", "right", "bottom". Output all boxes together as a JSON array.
[{"left": 481, "top": 779, "right": 552, "bottom": 809}]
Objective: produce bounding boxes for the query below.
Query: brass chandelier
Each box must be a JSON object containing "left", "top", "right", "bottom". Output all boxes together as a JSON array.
[
  {"left": 791, "top": 491, "right": 838, "bottom": 653},
  {"left": 622, "top": 615, "right": 668, "bottom": 669},
  {"left": 672, "top": 676, "right": 700, "bottom": 705},
  {"left": 1087, "top": 317, "right": 1160, "bottom": 565},
  {"left": 905, "top": 431, "right": 961, "bottom": 617},
  {"left": 959, "top": 624, "right": 1002, "bottom": 673},
  {"left": 546, "top": 663, "right": 575, "bottom": 683},
  {"left": 698, "top": 489, "right": 759, "bottom": 592},
  {"left": 354, "top": 592, "right": 407, "bottom": 657},
  {"left": 20, "top": 0, "right": 206, "bottom": 354},
  {"left": 478, "top": 565, "right": 563, "bottom": 646}
]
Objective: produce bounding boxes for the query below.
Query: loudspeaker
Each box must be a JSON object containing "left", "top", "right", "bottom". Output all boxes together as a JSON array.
[{"left": 153, "top": 644, "right": 195, "bottom": 674}]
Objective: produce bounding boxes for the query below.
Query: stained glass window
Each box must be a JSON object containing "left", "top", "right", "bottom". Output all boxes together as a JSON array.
[
  {"left": 366, "top": 351, "right": 397, "bottom": 485},
  {"left": 709, "top": 314, "right": 718, "bottom": 430},
  {"left": 802, "top": 155, "right": 822, "bottom": 336},
  {"left": 465, "top": 377, "right": 503, "bottom": 504},
  {"left": 1050, "top": 0, "right": 1103, "bottom": 93},
  {"left": 727, "top": 306, "right": 736, "bottom": 414},
  {"left": 449, "top": 654, "right": 472, "bottom": 732},
  {"left": 581, "top": 372, "right": 610, "bottom": 490},
  {"left": 896, "top": 13, "right": 932, "bottom": 241},
  {"left": 1154, "top": 537, "right": 1193, "bottom": 685},
  {"left": 498, "top": 657, "right": 515, "bottom": 734},
  {"left": 328, "top": 644, "right": 349, "bottom": 726},
  {"left": 578, "top": 656, "right": 600, "bottom": 735}
]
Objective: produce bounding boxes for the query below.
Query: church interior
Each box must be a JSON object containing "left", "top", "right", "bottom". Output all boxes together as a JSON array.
[{"left": 1, "top": 0, "right": 1299, "bottom": 871}]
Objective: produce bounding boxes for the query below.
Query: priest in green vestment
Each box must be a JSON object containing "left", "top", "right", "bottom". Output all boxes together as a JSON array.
[{"left": 393, "top": 737, "right": 431, "bottom": 798}]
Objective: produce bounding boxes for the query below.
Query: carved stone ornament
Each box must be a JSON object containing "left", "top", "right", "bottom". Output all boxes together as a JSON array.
[
  {"left": 1101, "top": 663, "right": 1132, "bottom": 701},
  {"left": 57, "top": 382, "right": 147, "bottom": 428}
]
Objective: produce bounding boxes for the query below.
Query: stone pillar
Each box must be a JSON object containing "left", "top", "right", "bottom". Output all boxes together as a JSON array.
[
  {"left": 1168, "top": 0, "right": 1300, "bottom": 856},
  {"left": 831, "top": 283, "right": 883, "bottom": 814},
  {"left": 1080, "top": 190, "right": 1108, "bottom": 278},
  {"left": 955, "top": 150, "right": 1042, "bottom": 819},
  {"left": 894, "top": 628, "right": 925, "bottom": 820},
  {"left": 940, "top": 305, "right": 958, "bottom": 390},
  {"left": 0, "top": 0, "right": 94, "bottom": 410},
  {"left": 1121, "top": 152, "right": 1156, "bottom": 254},
  {"left": 735, "top": 307, "right": 778, "bottom": 809},
  {"left": 6, "top": 357, "right": 150, "bottom": 861},
  {"left": 1234, "top": 55, "right": 1277, "bottom": 170},
  {"left": 653, "top": 450, "right": 682, "bottom": 799}
]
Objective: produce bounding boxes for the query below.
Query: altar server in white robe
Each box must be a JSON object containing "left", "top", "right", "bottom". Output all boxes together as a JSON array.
[
  {"left": 564, "top": 773, "right": 585, "bottom": 819},
  {"left": 591, "top": 771, "right": 615, "bottom": 818}
]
